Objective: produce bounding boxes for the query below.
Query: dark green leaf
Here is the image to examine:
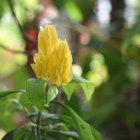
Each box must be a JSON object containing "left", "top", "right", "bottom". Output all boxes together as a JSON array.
[
  {"left": 2, "top": 130, "right": 14, "bottom": 140},
  {"left": 13, "top": 129, "right": 26, "bottom": 140},
  {"left": 13, "top": 128, "right": 33, "bottom": 140},
  {"left": 2, "top": 128, "right": 33, "bottom": 140}
]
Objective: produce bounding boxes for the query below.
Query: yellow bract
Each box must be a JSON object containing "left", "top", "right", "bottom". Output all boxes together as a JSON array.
[
  {"left": 38, "top": 25, "right": 58, "bottom": 56},
  {"left": 31, "top": 25, "right": 73, "bottom": 86}
]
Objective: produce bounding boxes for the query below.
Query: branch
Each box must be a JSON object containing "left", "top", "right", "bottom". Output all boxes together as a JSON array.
[
  {"left": 0, "top": 90, "right": 25, "bottom": 99},
  {"left": 7, "top": 0, "right": 37, "bottom": 46},
  {"left": 0, "top": 43, "right": 25, "bottom": 54},
  {"left": 0, "top": 43, "right": 33, "bottom": 55}
]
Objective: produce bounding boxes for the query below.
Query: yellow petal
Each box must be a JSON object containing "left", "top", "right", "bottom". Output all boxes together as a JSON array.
[
  {"left": 38, "top": 25, "right": 58, "bottom": 56},
  {"left": 32, "top": 53, "right": 49, "bottom": 81},
  {"left": 49, "top": 40, "right": 73, "bottom": 86}
]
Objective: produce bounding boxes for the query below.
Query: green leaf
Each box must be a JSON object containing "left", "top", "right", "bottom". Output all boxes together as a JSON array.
[
  {"left": 40, "top": 112, "right": 76, "bottom": 128},
  {"left": 13, "top": 128, "right": 33, "bottom": 140},
  {"left": 13, "top": 128, "right": 26, "bottom": 140},
  {"left": 53, "top": 101, "right": 102, "bottom": 140},
  {"left": 0, "top": 90, "right": 25, "bottom": 106},
  {"left": 2, "top": 130, "right": 14, "bottom": 140},
  {"left": 72, "top": 74, "right": 90, "bottom": 83},
  {"left": 0, "top": 0, "right": 6, "bottom": 19},
  {"left": 80, "top": 83, "right": 95, "bottom": 101},
  {"left": 121, "top": 18, "right": 140, "bottom": 61},
  {"left": 26, "top": 78, "right": 46, "bottom": 111},
  {"left": 47, "top": 86, "right": 58, "bottom": 105},
  {"left": 0, "top": 90, "right": 25, "bottom": 99},
  {"left": 63, "top": 83, "right": 77, "bottom": 100},
  {"left": 20, "top": 93, "right": 33, "bottom": 109},
  {"left": 90, "top": 127, "right": 102, "bottom": 140},
  {"left": 64, "top": 0, "right": 83, "bottom": 22},
  {"left": 46, "top": 130, "right": 79, "bottom": 139},
  {"left": 2, "top": 128, "right": 33, "bottom": 140},
  {"left": 67, "top": 74, "right": 95, "bottom": 101},
  {"left": 59, "top": 115, "right": 77, "bottom": 129}
]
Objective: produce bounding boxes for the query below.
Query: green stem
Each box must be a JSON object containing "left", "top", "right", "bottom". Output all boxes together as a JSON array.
[
  {"left": 32, "top": 126, "right": 38, "bottom": 140},
  {"left": 32, "top": 112, "right": 41, "bottom": 140},
  {"left": 36, "top": 112, "right": 41, "bottom": 125}
]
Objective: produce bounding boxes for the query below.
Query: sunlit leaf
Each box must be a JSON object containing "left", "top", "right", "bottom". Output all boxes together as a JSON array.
[
  {"left": 26, "top": 78, "right": 46, "bottom": 111},
  {"left": 90, "top": 127, "right": 102, "bottom": 140},
  {"left": 53, "top": 101, "right": 102, "bottom": 140},
  {"left": 64, "top": 74, "right": 95, "bottom": 101},
  {"left": 64, "top": 0, "right": 83, "bottom": 22},
  {"left": 20, "top": 93, "right": 33, "bottom": 109},
  {"left": 72, "top": 74, "right": 90, "bottom": 83},
  {"left": 63, "top": 83, "right": 77, "bottom": 100},
  {"left": 47, "top": 86, "right": 58, "bottom": 105},
  {"left": 80, "top": 83, "right": 95, "bottom": 101}
]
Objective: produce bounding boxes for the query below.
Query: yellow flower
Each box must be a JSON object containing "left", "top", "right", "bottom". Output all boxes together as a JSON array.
[{"left": 31, "top": 25, "right": 73, "bottom": 86}]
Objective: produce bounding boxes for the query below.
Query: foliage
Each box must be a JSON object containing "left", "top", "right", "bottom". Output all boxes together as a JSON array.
[
  {"left": 0, "top": 16, "right": 99, "bottom": 140},
  {"left": 0, "top": 76, "right": 100, "bottom": 140},
  {"left": 1, "top": 0, "right": 140, "bottom": 140}
]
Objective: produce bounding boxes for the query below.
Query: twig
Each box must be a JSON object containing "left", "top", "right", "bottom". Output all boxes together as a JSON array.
[
  {"left": 0, "top": 43, "right": 34, "bottom": 55},
  {"left": 0, "top": 43, "right": 26, "bottom": 54},
  {"left": 0, "top": 90, "right": 25, "bottom": 99},
  {"left": 29, "top": 116, "right": 36, "bottom": 124},
  {"left": 7, "top": 0, "right": 37, "bottom": 46}
]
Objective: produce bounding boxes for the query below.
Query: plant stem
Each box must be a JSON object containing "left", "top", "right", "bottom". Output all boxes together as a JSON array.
[
  {"left": 37, "top": 112, "right": 41, "bottom": 140},
  {"left": 53, "top": 89, "right": 62, "bottom": 115},
  {"left": 7, "top": 0, "right": 37, "bottom": 46},
  {"left": 36, "top": 112, "right": 41, "bottom": 125},
  {"left": 32, "top": 112, "right": 41, "bottom": 140}
]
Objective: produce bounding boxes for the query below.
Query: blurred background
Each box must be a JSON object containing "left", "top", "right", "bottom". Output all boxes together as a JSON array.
[{"left": 0, "top": 0, "right": 140, "bottom": 139}]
